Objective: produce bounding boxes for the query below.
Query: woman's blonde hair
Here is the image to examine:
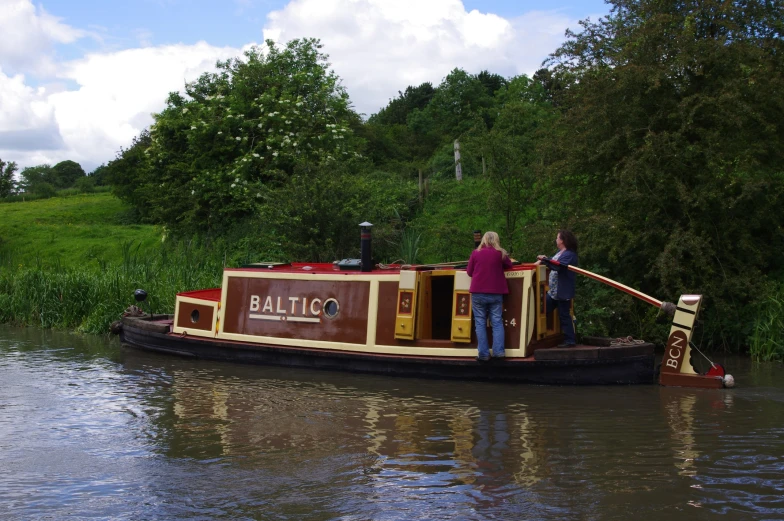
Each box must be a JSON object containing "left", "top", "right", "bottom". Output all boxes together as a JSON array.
[{"left": 477, "top": 231, "right": 507, "bottom": 257}]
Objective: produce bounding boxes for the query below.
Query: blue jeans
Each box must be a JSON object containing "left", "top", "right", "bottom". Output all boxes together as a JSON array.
[
  {"left": 546, "top": 294, "right": 576, "bottom": 344},
  {"left": 472, "top": 293, "right": 505, "bottom": 359}
]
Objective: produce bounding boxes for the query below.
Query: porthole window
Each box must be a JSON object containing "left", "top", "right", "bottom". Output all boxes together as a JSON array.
[
  {"left": 191, "top": 309, "right": 200, "bottom": 323},
  {"left": 323, "top": 298, "right": 339, "bottom": 319}
]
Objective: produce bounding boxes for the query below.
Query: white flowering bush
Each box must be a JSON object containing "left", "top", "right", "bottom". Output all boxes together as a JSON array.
[{"left": 113, "top": 38, "right": 361, "bottom": 231}]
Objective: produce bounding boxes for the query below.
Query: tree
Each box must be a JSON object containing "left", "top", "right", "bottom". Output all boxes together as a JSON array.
[
  {"left": 0, "top": 158, "right": 18, "bottom": 198},
  {"left": 469, "top": 75, "right": 557, "bottom": 252},
  {"left": 408, "top": 68, "right": 495, "bottom": 139},
  {"left": 111, "top": 38, "right": 361, "bottom": 232},
  {"left": 19, "top": 164, "right": 52, "bottom": 193},
  {"left": 89, "top": 164, "right": 110, "bottom": 186},
  {"left": 543, "top": 0, "right": 784, "bottom": 346},
  {"left": 50, "top": 160, "right": 86, "bottom": 188},
  {"left": 368, "top": 82, "right": 435, "bottom": 126}
]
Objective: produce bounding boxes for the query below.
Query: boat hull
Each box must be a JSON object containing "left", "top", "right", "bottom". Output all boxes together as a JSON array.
[{"left": 119, "top": 317, "right": 655, "bottom": 385}]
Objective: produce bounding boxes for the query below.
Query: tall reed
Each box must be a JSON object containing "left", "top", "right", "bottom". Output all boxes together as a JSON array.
[
  {"left": 0, "top": 239, "right": 265, "bottom": 334},
  {"left": 749, "top": 291, "right": 784, "bottom": 362}
]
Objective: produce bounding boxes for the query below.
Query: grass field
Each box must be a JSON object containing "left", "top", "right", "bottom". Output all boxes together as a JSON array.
[{"left": 0, "top": 193, "right": 162, "bottom": 268}]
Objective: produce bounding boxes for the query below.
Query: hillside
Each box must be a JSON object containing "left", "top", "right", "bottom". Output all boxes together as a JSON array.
[{"left": 0, "top": 193, "right": 162, "bottom": 268}]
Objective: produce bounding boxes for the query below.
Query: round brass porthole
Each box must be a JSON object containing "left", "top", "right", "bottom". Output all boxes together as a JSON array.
[
  {"left": 323, "top": 298, "right": 339, "bottom": 319},
  {"left": 191, "top": 309, "right": 200, "bottom": 323}
]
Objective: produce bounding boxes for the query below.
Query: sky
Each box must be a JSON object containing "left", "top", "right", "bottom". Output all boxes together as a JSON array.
[{"left": 0, "top": 0, "right": 611, "bottom": 172}]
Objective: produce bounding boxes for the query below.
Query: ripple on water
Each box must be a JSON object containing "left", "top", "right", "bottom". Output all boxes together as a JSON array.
[{"left": 1, "top": 326, "right": 783, "bottom": 520}]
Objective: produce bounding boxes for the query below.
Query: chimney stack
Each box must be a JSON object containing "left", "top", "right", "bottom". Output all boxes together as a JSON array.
[{"left": 360, "top": 221, "right": 373, "bottom": 272}]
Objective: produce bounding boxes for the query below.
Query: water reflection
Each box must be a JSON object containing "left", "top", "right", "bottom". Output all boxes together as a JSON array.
[{"left": 1, "top": 325, "right": 783, "bottom": 520}]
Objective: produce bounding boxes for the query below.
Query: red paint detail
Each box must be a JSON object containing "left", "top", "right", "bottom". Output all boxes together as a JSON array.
[
  {"left": 177, "top": 288, "right": 222, "bottom": 301},
  {"left": 707, "top": 364, "right": 726, "bottom": 377}
]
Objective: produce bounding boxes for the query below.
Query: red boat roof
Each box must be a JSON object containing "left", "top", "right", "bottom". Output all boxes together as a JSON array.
[{"left": 224, "top": 262, "right": 536, "bottom": 275}]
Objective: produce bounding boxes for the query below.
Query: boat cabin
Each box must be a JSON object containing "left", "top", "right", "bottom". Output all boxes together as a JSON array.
[{"left": 172, "top": 262, "right": 567, "bottom": 359}]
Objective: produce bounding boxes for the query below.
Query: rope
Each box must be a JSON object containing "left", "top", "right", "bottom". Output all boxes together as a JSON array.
[
  {"left": 689, "top": 341, "right": 717, "bottom": 369},
  {"left": 377, "top": 260, "right": 468, "bottom": 270},
  {"left": 122, "top": 305, "right": 145, "bottom": 317},
  {"left": 609, "top": 335, "right": 647, "bottom": 347}
]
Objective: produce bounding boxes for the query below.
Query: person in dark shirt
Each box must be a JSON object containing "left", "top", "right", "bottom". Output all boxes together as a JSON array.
[
  {"left": 467, "top": 231, "right": 513, "bottom": 361},
  {"left": 535, "top": 230, "right": 579, "bottom": 347}
]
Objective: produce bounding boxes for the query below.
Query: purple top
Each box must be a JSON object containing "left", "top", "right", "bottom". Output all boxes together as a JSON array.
[{"left": 466, "top": 247, "right": 512, "bottom": 294}]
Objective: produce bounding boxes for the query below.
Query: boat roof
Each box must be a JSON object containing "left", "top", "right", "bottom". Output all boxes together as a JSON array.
[
  {"left": 177, "top": 263, "right": 536, "bottom": 299},
  {"left": 224, "top": 262, "right": 537, "bottom": 275}
]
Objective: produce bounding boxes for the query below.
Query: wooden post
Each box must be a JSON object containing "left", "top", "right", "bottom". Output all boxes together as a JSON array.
[{"left": 454, "top": 140, "right": 462, "bottom": 181}]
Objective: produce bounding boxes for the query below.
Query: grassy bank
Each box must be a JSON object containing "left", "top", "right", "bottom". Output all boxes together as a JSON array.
[{"left": 0, "top": 192, "right": 161, "bottom": 268}]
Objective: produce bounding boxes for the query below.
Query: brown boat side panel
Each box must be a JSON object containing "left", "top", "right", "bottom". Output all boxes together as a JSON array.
[
  {"left": 503, "top": 278, "right": 523, "bottom": 350},
  {"left": 222, "top": 277, "right": 370, "bottom": 344},
  {"left": 176, "top": 301, "right": 215, "bottom": 332}
]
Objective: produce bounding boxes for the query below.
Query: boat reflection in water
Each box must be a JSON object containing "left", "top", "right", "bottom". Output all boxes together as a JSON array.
[{"left": 127, "top": 351, "right": 743, "bottom": 518}]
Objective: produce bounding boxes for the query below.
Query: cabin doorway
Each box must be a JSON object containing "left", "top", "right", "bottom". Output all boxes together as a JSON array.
[
  {"left": 417, "top": 272, "right": 454, "bottom": 340},
  {"left": 393, "top": 269, "right": 473, "bottom": 343}
]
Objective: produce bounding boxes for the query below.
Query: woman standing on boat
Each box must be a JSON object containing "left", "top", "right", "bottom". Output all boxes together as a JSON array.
[
  {"left": 467, "top": 231, "right": 513, "bottom": 361},
  {"left": 536, "top": 230, "right": 579, "bottom": 347}
]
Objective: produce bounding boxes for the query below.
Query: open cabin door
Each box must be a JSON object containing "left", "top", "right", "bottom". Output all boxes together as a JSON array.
[
  {"left": 450, "top": 271, "right": 472, "bottom": 343},
  {"left": 394, "top": 270, "right": 419, "bottom": 340},
  {"left": 394, "top": 269, "right": 472, "bottom": 343}
]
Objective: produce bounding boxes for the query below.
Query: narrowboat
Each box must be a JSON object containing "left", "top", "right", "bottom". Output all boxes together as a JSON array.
[{"left": 116, "top": 225, "right": 732, "bottom": 388}]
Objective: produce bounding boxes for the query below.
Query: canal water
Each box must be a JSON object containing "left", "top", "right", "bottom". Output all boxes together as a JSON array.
[{"left": 0, "top": 325, "right": 782, "bottom": 520}]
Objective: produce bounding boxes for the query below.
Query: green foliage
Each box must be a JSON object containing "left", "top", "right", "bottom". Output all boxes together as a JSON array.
[
  {"left": 20, "top": 164, "right": 53, "bottom": 193},
  {"left": 750, "top": 287, "right": 784, "bottom": 362},
  {"left": 73, "top": 176, "right": 96, "bottom": 193},
  {"left": 411, "top": 177, "right": 507, "bottom": 263},
  {"left": 0, "top": 158, "right": 18, "bottom": 198},
  {"left": 369, "top": 82, "right": 435, "bottom": 126},
  {"left": 32, "top": 182, "right": 57, "bottom": 198},
  {"left": 397, "top": 228, "right": 421, "bottom": 265},
  {"left": 89, "top": 164, "right": 110, "bottom": 186},
  {"left": 50, "top": 160, "right": 86, "bottom": 188},
  {"left": 466, "top": 75, "right": 557, "bottom": 253},
  {"left": 409, "top": 68, "right": 493, "bottom": 138},
  {"left": 261, "top": 160, "right": 417, "bottom": 262},
  {"left": 542, "top": 0, "right": 784, "bottom": 347}
]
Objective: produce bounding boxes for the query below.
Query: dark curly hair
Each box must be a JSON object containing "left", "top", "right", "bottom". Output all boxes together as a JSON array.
[{"left": 558, "top": 230, "right": 578, "bottom": 253}]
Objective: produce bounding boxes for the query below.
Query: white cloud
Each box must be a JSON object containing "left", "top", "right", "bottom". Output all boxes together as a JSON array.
[
  {"left": 0, "top": 43, "right": 241, "bottom": 171},
  {"left": 47, "top": 42, "right": 240, "bottom": 169},
  {"left": 0, "top": 0, "right": 85, "bottom": 76},
  {"left": 263, "top": 0, "right": 573, "bottom": 115}
]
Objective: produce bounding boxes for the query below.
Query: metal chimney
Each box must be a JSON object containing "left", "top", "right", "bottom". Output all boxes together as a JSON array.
[{"left": 360, "top": 221, "right": 373, "bottom": 272}]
